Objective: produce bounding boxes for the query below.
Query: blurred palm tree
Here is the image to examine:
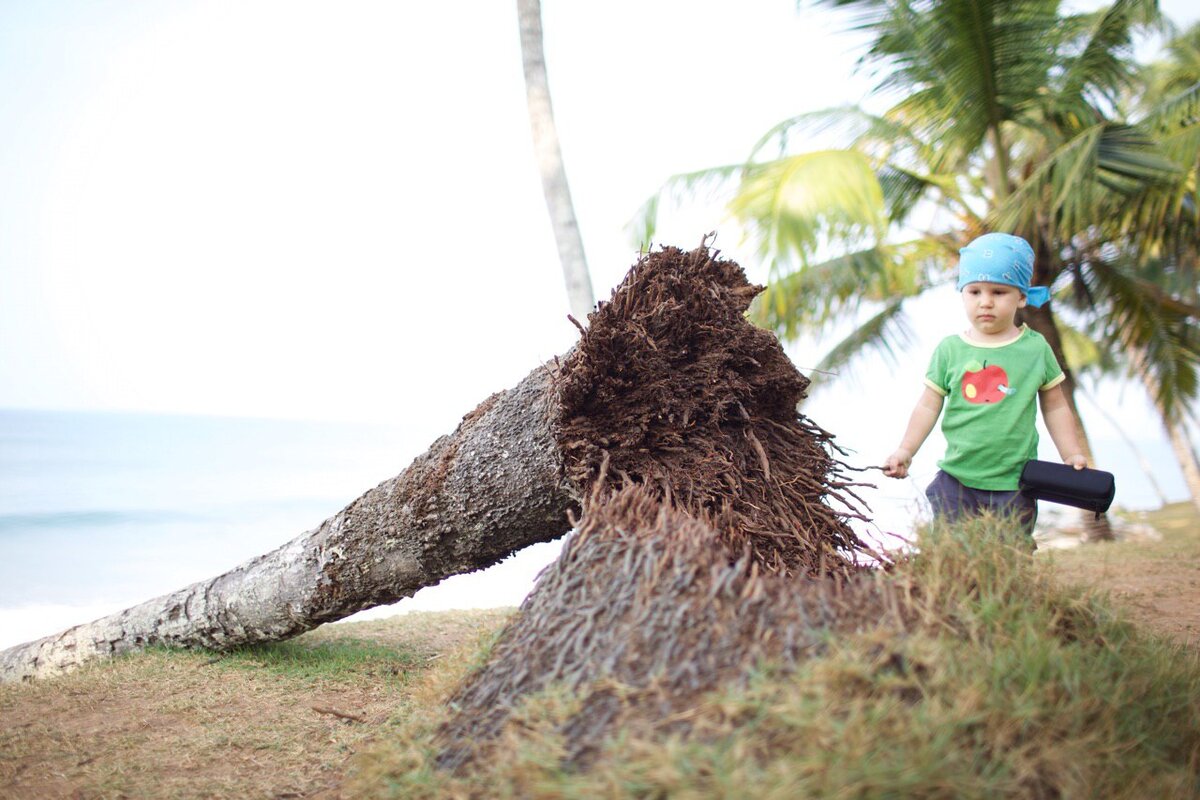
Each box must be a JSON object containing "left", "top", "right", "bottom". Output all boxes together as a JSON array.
[
  {"left": 636, "top": 0, "right": 1200, "bottom": 528},
  {"left": 1087, "top": 19, "right": 1200, "bottom": 512},
  {"left": 517, "top": 0, "right": 595, "bottom": 323}
]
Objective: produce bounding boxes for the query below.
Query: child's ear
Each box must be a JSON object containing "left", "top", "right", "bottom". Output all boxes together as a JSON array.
[{"left": 1018, "top": 292, "right": 1028, "bottom": 308}]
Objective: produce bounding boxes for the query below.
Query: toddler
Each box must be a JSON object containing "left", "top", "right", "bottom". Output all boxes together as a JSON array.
[{"left": 883, "top": 232, "right": 1087, "bottom": 535}]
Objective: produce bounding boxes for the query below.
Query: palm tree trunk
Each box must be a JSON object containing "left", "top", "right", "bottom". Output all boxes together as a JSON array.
[
  {"left": 1130, "top": 346, "right": 1200, "bottom": 514},
  {"left": 517, "top": 0, "right": 595, "bottom": 322},
  {"left": 988, "top": 125, "right": 1011, "bottom": 200},
  {"left": 1165, "top": 417, "right": 1200, "bottom": 514},
  {"left": 0, "top": 367, "right": 579, "bottom": 682}
]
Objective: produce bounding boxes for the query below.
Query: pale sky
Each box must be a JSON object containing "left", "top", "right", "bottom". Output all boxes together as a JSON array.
[
  {"left": 0, "top": 0, "right": 883, "bottom": 433},
  {"left": 0, "top": 0, "right": 1195, "bottom": 636},
  {"left": 2, "top": 1, "right": 1194, "bottom": 427}
]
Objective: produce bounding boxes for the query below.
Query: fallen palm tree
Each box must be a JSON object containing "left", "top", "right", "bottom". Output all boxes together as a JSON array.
[
  {"left": 0, "top": 243, "right": 874, "bottom": 683},
  {"left": 0, "top": 368, "right": 578, "bottom": 682}
]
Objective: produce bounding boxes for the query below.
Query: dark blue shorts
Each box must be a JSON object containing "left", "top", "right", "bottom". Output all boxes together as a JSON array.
[{"left": 925, "top": 470, "right": 1037, "bottom": 537}]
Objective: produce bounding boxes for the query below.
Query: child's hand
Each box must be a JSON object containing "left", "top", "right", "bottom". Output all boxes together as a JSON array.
[
  {"left": 882, "top": 449, "right": 912, "bottom": 479},
  {"left": 1064, "top": 453, "right": 1087, "bottom": 470}
]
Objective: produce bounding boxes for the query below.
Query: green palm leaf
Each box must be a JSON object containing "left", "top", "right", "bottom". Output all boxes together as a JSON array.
[
  {"left": 1054, "top": 0, "right": 1161, "bottom": 115},
  {"left": 745, "top": 106, "right": 885, "bottom": 162},
  {"left": 728, "top": 150, "right": 887, "bottom": 265},
  {"left": 1136, "top": 80, "right": 1200, "bottom": 134},
  {"left": 834, "top": 0, "right": 1064, "bottom": 167},
  {"left": 989, "top": 122, "right": 1177, "bottom": 236},
  {"left": 807, "top": 299, "right": 914, "bottom": 393},
  {"left": 626, "top": 164, "right": 745, "bottom": 249},
  {"left": 1077, "top": 256, "right": 1200, "bottom": 423},
  {"left": 752, "top": 237, "right": 941, "bottom": 343}
]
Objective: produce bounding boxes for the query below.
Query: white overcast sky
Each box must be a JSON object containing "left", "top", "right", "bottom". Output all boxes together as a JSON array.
[
  {"left": 0, "top": 0, "right": 876, "bottom": 427},
  {"left": 1, "top": 0, "right": 1196, "bottom": 509}
]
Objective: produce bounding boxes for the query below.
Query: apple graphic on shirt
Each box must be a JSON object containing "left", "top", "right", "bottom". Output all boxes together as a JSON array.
[{"left": 961, "top": 360, "right": 1013, "bottom": 403}]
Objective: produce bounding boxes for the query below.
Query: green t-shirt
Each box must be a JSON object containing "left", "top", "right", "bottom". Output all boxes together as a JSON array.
[{"left": 923, "top": 325, "right": 1065, "bottom": 490}]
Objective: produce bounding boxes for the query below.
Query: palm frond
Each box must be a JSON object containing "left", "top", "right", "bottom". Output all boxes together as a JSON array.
[
  {"left": 807, "top": 299, "right": 914, "bottom": 393},
  {"left": 1135, "top": 80, "right": 1200, "bottom": 133},
  {"left": 751, "top": 248, "right": 882, "bottom": 338},
  {"left": 745, "top": 106, "right": 884, "bottom": 162},
  {"left": 989, "top": 122, "right": 1177, "bottom": 237},
  {"left": 1154, "top": 117, "right": 1200, "bottom": 172},
  {"left": 1047, "top": 312, "right": 1113, "bottom": 374},
  {"left": 1096, "top": 124, "right": 1181, "bottom": 191},
  {"left": 729, "top": 150, "right": 887, "bottom": 265},
  {"left": 626, "top": 164, "right": 745, "bottom": 249},
  {"left": 856, "top": 1, "right": 1065, "bottom": 158},
  {"left": 1054, "top": 0, "right": 1160, "bottom": 114},
  {"left": 1137, "top": 22, "right": 1200, "bottom": 111},
  {"left": 877, "top": 163, "right": 959, "bottom": 222},
  {"left": 1078, "top": 256, "right": 1200, "bottom": 423},
  {"left": 750, "top": 242, "right": 928, "bottom": 340}
]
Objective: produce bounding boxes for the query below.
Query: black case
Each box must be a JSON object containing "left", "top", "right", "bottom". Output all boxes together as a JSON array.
[{"left": 1018, "top": 460, "right": 1115, "bottom": 517}]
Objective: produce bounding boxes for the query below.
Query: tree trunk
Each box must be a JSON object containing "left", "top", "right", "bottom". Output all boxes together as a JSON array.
[
  {"left": 1131, "top": 346, "right": 1200, "bottom": 514},
  {"left": 1165, "top": 417, "right": 1200, "bottom": 515},
  {"left": 516, "top": 0, "right": 595, "bottom": 322},
  {"left": 0, "top": 244, "right": 873, "bottom": 683},
  {"left": 0, "top": 367, "right": 579, "bottom": 683},
  {"left": 1020, "top": 302, "right": 1115, "bottom": 540}
]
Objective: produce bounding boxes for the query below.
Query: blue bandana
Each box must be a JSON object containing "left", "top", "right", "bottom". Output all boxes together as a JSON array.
[{"left": 956, "top": 233, "right": 1050, "bottom": 308}]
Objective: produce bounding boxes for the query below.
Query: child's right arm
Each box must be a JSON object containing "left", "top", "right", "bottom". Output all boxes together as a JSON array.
[{"left": 883, "top": 386, "right": 944, "bottom": 479}]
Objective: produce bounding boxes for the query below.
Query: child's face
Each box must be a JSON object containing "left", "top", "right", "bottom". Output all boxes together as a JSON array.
[{"left": 961, "top": 281, "right": 1027, "bottom": 336}]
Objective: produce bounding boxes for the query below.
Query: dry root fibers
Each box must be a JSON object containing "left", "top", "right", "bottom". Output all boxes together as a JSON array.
[{"left": 437, "top": 243, "right": 887, "bottom": 770}]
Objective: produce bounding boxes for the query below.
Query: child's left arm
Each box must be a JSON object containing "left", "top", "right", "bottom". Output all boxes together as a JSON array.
[{"left": 1038, "top": 384, "right": 1088, "bottom": 469}]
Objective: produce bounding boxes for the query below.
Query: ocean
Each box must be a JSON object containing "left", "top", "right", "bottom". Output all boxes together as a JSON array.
[
  {"left": 0, "top": 408, "right": 562, "bottom": 649},
  {"left": 0, "top": 407, "right": 1184, "bottom": 650}
]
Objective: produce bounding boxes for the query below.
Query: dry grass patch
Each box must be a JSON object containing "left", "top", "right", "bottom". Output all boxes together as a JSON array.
[
  {"left": 0, "top": 608, "right": 511, "bottom": 799},
  {"left": 1050, "top": 502, "right": 1200, "bottom": 647}
]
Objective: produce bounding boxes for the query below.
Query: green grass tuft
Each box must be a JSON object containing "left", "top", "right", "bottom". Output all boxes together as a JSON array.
[{"left": 211, "top": 637, "right": 423, "bottom": 683}]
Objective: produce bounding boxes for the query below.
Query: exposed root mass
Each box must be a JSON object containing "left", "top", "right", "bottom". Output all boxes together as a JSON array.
[
  {"left": 555, "top": 243, "right": 871, "bottom": 575},
  {"left": 438, "top": 243, "right": 885, "bottom": 770},
  {"left": 437, "top": 486, "right": 900, "bottom": 770}
]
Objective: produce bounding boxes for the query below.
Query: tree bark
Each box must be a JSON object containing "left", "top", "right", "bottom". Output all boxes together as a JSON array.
[
  {"left": 1165, "top": 417, "right": 1200, "bottom": 515},
  {"left": 516, "top": 0, "right": 595, "bottom": 322},
  {"left": 0, "top": 367, "right": 578, "bottom": 683},
  {"left": 1131, "top": 346, "right": 1200, "bottom": 514}
]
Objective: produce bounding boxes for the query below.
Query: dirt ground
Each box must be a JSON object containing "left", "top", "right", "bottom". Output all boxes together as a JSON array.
[
  {"left": 1047, "top": 502, "right": 1200, "bottom": 649},
  {"left": 0, "top": 609, "right": 512, "bottom": 800},
  {"left": 1, "top": 505, "right": 1197, "bottom": 799}
]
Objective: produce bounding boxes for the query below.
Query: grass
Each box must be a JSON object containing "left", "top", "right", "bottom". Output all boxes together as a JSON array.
[
  {"left": 0, "top": 609, "right": 511, "bottom": 799},
  {"left": 1049, "top": 502, "right": 1200, "bottom": 645},
  {"left": 213, "top": 637, "right": 424, "bottom": 682},
  {"left": 346, "top": 514, "right": 1200, "bottom": 799},
  {"left": 2, "top": 511, "right": 1199, "bottom": 798}
]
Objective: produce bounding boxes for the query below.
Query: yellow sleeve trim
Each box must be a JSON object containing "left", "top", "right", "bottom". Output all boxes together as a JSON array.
[
  {"left": 924, "top": 378, "right": 948, "bottom": 397},
  {"left": 1040, "top": 373, "right": 1066, "bottom": 392}
]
